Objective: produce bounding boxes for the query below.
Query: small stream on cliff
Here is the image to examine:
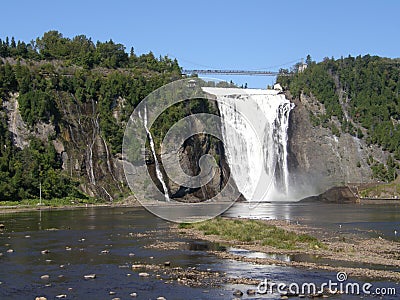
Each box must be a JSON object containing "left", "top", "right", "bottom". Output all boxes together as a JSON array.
[{"left": 0, "top": 204, "right": 399, "bottom": 299}]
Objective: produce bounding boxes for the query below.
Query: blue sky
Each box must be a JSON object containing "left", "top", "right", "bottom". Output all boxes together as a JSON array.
[{"left": 1, "top": 0, "right": 399, "bottom": 88}]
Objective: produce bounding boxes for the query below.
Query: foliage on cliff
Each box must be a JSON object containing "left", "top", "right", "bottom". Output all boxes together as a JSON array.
[
  {"left": 0, "top": 31, "right": 181, "bottom": 201},
  {"left": 278, "top": 55, "right": 400, "bottom": 181}
]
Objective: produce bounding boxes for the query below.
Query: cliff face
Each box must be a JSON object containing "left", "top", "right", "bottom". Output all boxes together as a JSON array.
[
  {"left": 3, "top": 93, "right": 127, "bottom": 201},
  {"left": 287, "top": 92, "right": 390, "bottom": 195},
  {"left": 3, "top": 92, "right": 233, "bottom": 202}
]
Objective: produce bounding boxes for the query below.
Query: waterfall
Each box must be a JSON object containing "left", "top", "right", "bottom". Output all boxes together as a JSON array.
[
  {"left": 203, "top": 87, "right": 294, "bottom": 201},
  {"left": 142, "top": 106, "right": 170, "bottom": 201}
]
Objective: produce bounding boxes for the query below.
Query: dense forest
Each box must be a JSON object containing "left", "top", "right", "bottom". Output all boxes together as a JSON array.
[
  {"left": 278, "top": 55, "right": 400, "bottom": 181},
  {"left": 0, "top": 31, "right": 181, "bottom": 201}
]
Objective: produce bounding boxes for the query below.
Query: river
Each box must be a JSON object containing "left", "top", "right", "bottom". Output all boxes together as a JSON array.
[{"left": 0, "top": 203, "right": 398, "bottom": 299}]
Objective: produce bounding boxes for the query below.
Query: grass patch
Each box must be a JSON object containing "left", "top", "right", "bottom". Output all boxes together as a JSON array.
[{"left": 181, "top": 217, "right": 323, "bottom": 250}]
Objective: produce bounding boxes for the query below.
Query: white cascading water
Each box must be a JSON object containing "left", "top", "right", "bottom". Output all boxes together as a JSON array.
[
  {"left": 203, "top": 87, "right": 294, "bottom": 201},
  {"left": 142, "top": 106, "right": 170, "bottom": 201}
]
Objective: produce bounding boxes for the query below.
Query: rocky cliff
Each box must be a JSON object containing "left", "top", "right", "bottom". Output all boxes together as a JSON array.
[{"left": 287, "top": 92, "right": 392, "bottom": 195}]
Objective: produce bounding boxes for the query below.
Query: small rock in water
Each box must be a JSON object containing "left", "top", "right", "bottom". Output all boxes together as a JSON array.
[
  {"left": 157, "top": 297, "right": 166, "bottom": 300},
  {"left": 40, "top": 275, "right": 50, "bottom": 280},
  {"left": 164, "top": 261, "right": 171, "bottom": 266},
  {"left": 111, "top": 298, "right": 120, "bottom": 300},
  {"left": 41, "top": 249, "right": 50, "bottom": 254},
  {"left": 280, "top": 296, "right": 289, "bottom": 300},
  {"left": 56, "top": 295, "right": 67, "bottom": 299},
  {"left": 68, "top": 288, "right": 73, "bottom": 291},
  {"left": 128, "top": 253, "right": 135, "bottom": 257},
  {"left": 65, "top": 246, "right": 72, "bottom": 251},
  {"left": 45, "top": 260, "right": 52, "bottom": 263},
  {"left": 126, "top": 273, "right": 132, "bottom": 277},
  {"left": 132, "top": 264, "right": 144, "bottom": 269},
  {"left": 233, "top": 289, "right": 243, "bottom": 297},
  {"left": 109, "top": 291, "right": 116, "bottom": 295},
  {"left": 35, "top": 297, "right": 47, "bottom": 300},
  {"left": 149, "top": 256, "right": 154, "bottom": 259},
  {"left": 138, "top": 272, "right": 149, "bottom": 277},
  {"left": 84, "top": 274, "right": 96, "bottom": 279},
  {"left": 0, "top": 224, "right": 5, "bottom": 229},
  {"left": 0, "top": 252, "right": 3, "bottom": 257},
  {"left": 6, "top": 249, "right": 14, "bottom": 253},
  {"left": 130, "top": 292, "right": 137, "bottom": 297},
  {"left": 101, "top": 249, "right": 109, "bottom": 254},
  {"left": 247, "top": 289, "right": 257, "bottom": 295},
  {"left": 25, "top": 235, "right": 31, "bottom": 238}
]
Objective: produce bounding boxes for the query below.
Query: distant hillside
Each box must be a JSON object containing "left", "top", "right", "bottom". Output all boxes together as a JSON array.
[{"left": 278, "top": 55, "right": 400, "bottom": 183}]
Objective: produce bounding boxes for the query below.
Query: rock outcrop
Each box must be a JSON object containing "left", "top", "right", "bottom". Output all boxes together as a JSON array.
[{"left": 287, "top": 92, "right": 390, "bottom": 195}]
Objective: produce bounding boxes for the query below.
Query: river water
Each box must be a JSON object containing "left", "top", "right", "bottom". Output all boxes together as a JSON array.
[{"left": 0, "top": 203, "right": 398, "bottom": 299}]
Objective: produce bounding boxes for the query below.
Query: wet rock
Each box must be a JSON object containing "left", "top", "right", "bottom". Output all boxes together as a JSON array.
[
  {"left": 157, "top": 297, "right": 166, "bottom": 300},
  {"left": 246, "top": 289, "right": 257, "bottom": 295},
  {"left": 280, "top": 296, "right": 288, "bottom": 300},
  {"left": 109, "top": 291, "right": 116, "bottom": 295},
  {"left": 6, "top": 249, "right": 14, "bottom": 253},
  {"left": 0, "top": 224, "right": 4, "bottom": 229},
  {"left": 101, "top": 249, "right": 109, "bottom": 254},
  {"left": 45, "top": 260, "right": 52, "bottom": 263},
  {"left": 65, "top": 246, "right": 72, "bottom": 251},
  {"left": 41, "top": 249, "right": 50, "bottom": 254},
  {"left": 233, "top": 289, "right": 243, "bottom": 297},
  {"left": 111, "top": 298, "right": 120, "bottom": 300},
  {"left": 56, "top": 295, "right": 67, "bottom": 299},
  {"left": 25, "top": 235, "right": 31, "bottom": 238},
  {"left": 164, "top": 261, "right": 171, "bottom": 266},
  {"left": 35, "top": 297, "right": 47, "bottom": 300},
  {"left": 129, "top": 253, "right": 135, "bottom": 257},
  {"left": 138, "top": 272, "right": 149, "bottom": 277},
  {"left": 132, "top": 264, "right": 145, "bottom": 269},
  {"left": 0, "top": 252, "right": 3, "bottom": 257},
  {"left": 130, "top": 292, "right": 137, "bottom": 297},
  {"left": 40, "top": 275, "right": 50, "bottom": 280},
  {"left": 84, "top": 274, "right": 96, "bottom": 279}
]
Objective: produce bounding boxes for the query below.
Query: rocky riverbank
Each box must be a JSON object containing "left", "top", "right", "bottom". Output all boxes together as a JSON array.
[{"left": 172, "top": 218, "right": 400, "bottom": 282}]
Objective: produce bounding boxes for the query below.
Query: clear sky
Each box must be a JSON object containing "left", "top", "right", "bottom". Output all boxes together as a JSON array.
[{"left": 1, "top": 0, "right": 399, "bottom": 88}]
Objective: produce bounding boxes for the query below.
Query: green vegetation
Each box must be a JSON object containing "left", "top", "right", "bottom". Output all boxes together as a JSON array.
[
  {"left": 359, "top": 181, "right": 400, "bottom": 198},
  {"left": 0, "top": 196, "right": 99, "bottom": 207},
  {"left": 278, "top": 55, "right": 400, "bottom": 181},
  {"left": 0, "top": 31, "right": 182, "bottom": 202},
  {"left": 180, "top": 217, "right": 323, "bottom": 250}
]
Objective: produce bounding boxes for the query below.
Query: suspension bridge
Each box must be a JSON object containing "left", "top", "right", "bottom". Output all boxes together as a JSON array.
[{"left": 182, "top": 69, "right": 286, "bottom": 76}]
